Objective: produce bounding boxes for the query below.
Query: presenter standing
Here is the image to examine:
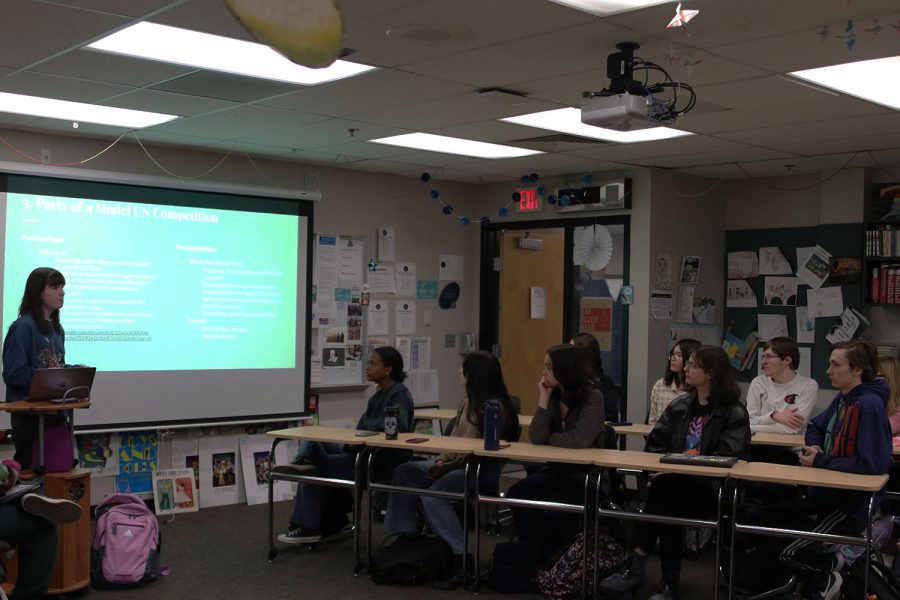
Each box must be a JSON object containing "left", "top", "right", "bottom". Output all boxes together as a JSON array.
[{"left": 2, "top": 267, "right": 68, "bottom": 470}]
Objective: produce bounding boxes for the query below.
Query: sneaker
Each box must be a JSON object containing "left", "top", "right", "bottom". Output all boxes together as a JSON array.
[
  {"left": 21, "top": 493, "right": 82, "bottom": 525},
  {"left": 807, "top": 571, "right": 842, "bottom": 600},
  {"left": 276, "top": 527, "right": 322, "bottom": 544}
]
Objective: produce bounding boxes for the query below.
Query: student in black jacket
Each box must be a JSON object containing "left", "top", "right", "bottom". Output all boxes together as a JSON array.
[{"left": 601, "top": 345, "right": 750, "bottom": 600}]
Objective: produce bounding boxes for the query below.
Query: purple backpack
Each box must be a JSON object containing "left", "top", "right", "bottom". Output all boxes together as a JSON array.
[{"left": 91, "top": 493, "right": 161, "bottom": 588}]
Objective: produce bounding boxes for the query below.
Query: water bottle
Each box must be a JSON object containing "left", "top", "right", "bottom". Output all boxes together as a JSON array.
[
  {"left": 384, "top": 406, "right": 400, "bottom": 440},
  {"left": 483, "top": 399, "right": 500, "bottom": 451}
]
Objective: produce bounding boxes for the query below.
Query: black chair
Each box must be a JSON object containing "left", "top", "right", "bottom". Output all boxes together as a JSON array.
[{"left": 0, "top": 539, "right": 12, "bottom": 600}]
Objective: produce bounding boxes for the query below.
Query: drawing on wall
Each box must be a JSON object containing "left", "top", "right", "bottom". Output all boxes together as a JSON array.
[{"left": 763, "top": 276, "right": 798, "bottom": 306}]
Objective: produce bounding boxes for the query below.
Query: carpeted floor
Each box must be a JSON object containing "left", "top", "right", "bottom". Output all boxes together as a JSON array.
[{"left": 70, "top": 498, "right": 756, "bottom": 600}]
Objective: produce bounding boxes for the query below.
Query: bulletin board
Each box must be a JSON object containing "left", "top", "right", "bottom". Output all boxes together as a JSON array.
[
  {"left": 723, "top": 224, "right": 863, "bottom": 388},
  {"left": 311, "top": 234, "right": 367, "bottom": 387}
]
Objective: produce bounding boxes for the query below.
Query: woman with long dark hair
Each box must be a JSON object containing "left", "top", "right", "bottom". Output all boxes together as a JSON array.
[
  {"left": 277, "top": 346, "right": 414, "bottom": 545},
  {"left": 2, "top": 267, "right": 69, "bottom": 469},
  {"left": 601, "top": 345, "right": 750, "bottom": 600},
  {"left": 384, "top": 351, "right": 520, "bottom": 577},
  {"left": 572, "top": 332, "right": 620, "bottom": 421},
  {"left": 507, "top": 344, "right": 606, "bottom": 557},
  {"left": 648, "top": 338, "right": 701, "bottom": 425}
]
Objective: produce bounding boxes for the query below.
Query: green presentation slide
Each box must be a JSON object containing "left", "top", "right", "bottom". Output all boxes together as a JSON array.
[{"left": 3, "top": 193, "right": 299, "bottom": 371}]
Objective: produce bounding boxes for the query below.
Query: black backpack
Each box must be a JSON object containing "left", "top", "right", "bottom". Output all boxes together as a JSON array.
[
  {"left": 842, "top": 556, "right": 900, "bottom": 600},
  {"left": 369, "top": 533, "right": 454, "bottom": 586}
]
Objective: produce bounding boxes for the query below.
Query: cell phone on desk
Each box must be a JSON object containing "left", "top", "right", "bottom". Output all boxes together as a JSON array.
[
  {"left": 355, "top": 431, "right": 379, "bottom": 437},
  {"left": 406, "top": 437, "right": 429, "bottom": 444}
]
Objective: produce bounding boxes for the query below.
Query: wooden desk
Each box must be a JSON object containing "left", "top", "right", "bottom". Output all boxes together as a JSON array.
[
  {"left": 750, "top": 432, "right": 803, "bottom": 447},
  {"left": 595, "top": 450, "right": 743, "bottom": 478},
  {"left": 416, "top": 409, "right": 533, "bottom": 428},
  {"left": 264, "top": 426, "right": 370, "bottom": 568},
  {"left": 365, "top": 432, "right": 481, "bottom": 453},
  {"left": 610, "top": 423, "right": 652, "bottom": 436},
  {"left": 473, "top": 442, "right": 597, "bottom": 464}
]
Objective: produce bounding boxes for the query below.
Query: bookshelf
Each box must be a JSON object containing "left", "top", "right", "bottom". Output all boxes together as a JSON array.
[{"left": 864, "top": 185, "right": 900, "bottom": 306}]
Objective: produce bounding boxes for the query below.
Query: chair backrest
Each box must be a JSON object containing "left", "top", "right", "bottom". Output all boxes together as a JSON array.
[{"left": 509, "top": 395, "right": 522, "bottom": 415}]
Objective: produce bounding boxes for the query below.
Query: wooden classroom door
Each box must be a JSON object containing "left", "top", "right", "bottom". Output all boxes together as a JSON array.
[{"left": 497, "top": 228, "right": 565, "bottom": 416}]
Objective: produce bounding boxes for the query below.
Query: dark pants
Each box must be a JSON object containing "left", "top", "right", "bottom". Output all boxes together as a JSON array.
[
  {"left": 741, "top": 497, "right": 858, "bottom": 587},
  {"left": 633, "top": 474, "right": 717, "bottom": 573},
  {"left": 11, "top": 413, "right": 39, "bottom": 470},
  {"left": 0, "top": 502, "right": 58, "bottom": 600},
  {"left": 508, "top": 467, "right": 590, "bottom": 558}
]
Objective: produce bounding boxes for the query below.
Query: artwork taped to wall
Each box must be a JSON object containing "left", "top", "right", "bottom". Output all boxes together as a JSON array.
[
  {"left": 199, "top": 435, "right": 246, "bottom": 509},
  {"left": 239, "top": 434, "right": 293, "bottom": 506},
  {"left": 153, "top": 468, "right": 199, "bottom": 515}
]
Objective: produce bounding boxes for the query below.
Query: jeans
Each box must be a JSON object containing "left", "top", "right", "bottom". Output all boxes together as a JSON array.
[
  {"left": 289, "top": 442, "right": 355, "bottom": 530},
  {"left": 0, "top": 502, "right": 58, "bottom": 600},
  {"left": 384, "top": 459, "right": 501, "bottom": 555}
]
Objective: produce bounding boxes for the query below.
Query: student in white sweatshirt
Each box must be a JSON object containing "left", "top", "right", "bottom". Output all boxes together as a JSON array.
[{"left": 746, "top": 336, "right": 819, "bottom": 435}]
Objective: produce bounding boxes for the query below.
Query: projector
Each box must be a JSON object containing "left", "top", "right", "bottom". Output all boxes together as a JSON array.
[{"left": 581, "top": 92, "right": 660, "bottom": 132}]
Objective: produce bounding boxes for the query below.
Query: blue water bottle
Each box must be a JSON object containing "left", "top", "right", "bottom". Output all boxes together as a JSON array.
[{"left": 483, "top": 399, "right": 500, "bottom": 451}]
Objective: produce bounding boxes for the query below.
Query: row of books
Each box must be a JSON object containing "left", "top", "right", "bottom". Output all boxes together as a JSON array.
[
  {"left": 876, "top": 345, "right": 899, "bottom": 358},
  {"left": 870, "top": 264, "right": 900, "bottom": 304},
  {"left": 865, "top": 225, "right": 900, "bottom": 257}
]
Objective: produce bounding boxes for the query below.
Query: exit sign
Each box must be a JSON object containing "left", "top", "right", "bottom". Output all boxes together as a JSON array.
[{"left": 515, "top": 187, "right": 542, "bottom": 213}]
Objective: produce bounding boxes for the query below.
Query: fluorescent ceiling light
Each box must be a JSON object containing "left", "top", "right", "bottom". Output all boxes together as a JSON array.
[
  {"left": 788, "top": 56, "right": 900, "bottom": 110},
  {"left": 501, "top": 108, "right": 693, "bottom": 143},
  {"left": 0, "top": 92, "right": 177, "bottom": 128},
  {"left": 369, "top": 133, "right": 543, "bottom": 159},
  {"left": 87, "top": 22, "right": 376, "bottom": 85},
  {"left": 545, "top": 0, "right": 672, "bottom": 16}
]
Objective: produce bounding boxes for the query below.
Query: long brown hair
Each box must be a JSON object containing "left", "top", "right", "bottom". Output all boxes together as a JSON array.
[
  {"left": 879, "top": 356, "right": 900, "bottom": 416},
  {"left": 18, "top": 267, "right": 65, "bottom": 335}
]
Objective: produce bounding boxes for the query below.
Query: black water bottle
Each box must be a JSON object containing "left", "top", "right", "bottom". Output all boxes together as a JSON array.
[
  {"left": 384, "top": 406, "right": 399, "bottom": 440},
  {"left": 483, "top": 399, "right": 500, "bottom": 451}
]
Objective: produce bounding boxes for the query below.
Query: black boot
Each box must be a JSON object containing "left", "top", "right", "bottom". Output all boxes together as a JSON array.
[
  {"left": 648, "top": 570, "right": 680, "bottom": 600},
  {"left": 599, "top": 552, "right": 648, "bottom": 595}
]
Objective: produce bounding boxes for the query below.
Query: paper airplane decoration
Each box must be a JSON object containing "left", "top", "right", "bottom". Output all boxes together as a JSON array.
[{"left": 667, "top": 3, "right": 699, "bottom": 33}]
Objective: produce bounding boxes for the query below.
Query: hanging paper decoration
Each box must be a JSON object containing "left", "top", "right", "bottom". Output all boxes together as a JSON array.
[
  {"left": 225, "top": 0, "right": 344, "bottom": 68},
  {"left": 666, "top": 3, "right": 699, "bottom": 34},
  {"left": 864, "top": 19, "right": 881, "bottom": 37},
  {"left": 367, "top": 259, "right": 377, "bottom": 272},
  {"left": 574, "top": 225, "right": 614, "bottom": 271},
  {"left": 420, "top": 172, "right": 541, "bottom": 226}
]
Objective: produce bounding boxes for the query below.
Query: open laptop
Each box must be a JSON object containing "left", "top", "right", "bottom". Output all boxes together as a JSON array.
[{"left": 27, "top": 367, "right": 96, "bottom": 403}]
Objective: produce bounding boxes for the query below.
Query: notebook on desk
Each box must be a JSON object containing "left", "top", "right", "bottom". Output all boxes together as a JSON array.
[
  {"left": 27, "top": 367, "right": 96, "bottom": 403},
  {"left": 0, "top": 481, "right": 42, "bottom": 504},
  {"left": 660, "top": 453, "right": 737, "bottom": 468}
]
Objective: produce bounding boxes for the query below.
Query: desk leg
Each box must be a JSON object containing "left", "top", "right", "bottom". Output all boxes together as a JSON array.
[
  {"left": 267, "top": 438, "right": 280, "bottom": 562},
  {"left": 727, "top": 481, "right": 739, "bottom": 600},
  {"left": 473, "top": 460, "right": 483, "bottom": 593},
  {"left": 582, "top": 470, "right": 593, "bottom": 600},
  {"left": 365, "top": 449, "right": 377, "bottom": 574},
  {"left": 462, "top": 459, "right": 470, "bottom": 588},
  {"left": 37, "top": 413, "right": 45, "bottom": 473},
  {"left": 353, "top": 449, "right": 366, "bottom": 575},
  {"left": 864, "top": 494, "right": 875, "bottom": 600},
  {"left": 713, "top": 481, "right": 724, "bottom": 600}
]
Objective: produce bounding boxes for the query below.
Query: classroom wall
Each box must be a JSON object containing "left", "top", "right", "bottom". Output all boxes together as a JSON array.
[{"left": 0, "top": 128, "right": 484, "bottom": 500}]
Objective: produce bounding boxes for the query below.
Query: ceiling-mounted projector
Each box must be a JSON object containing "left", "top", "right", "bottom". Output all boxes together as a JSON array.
[
  {"left": 581, "top": 93, "right": 658, "bottom": 131},
  {"left": 581, "top": 41, "right": 695, "bottom": 132}
]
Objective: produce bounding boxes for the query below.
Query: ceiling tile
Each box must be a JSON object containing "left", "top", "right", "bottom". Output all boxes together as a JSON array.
[
  {"left": 257, "top": 69, "right": 472, "bottom": 118},
  {"left": 719, "top": 112, "right": 900, "bottom": 146},
  {"left": 147, "top": 105, "right": 328, "bottom": 142},
  {"left": 0, "top": 71, "right": 134, "bottom": 102},
  {"left": 32, "top": 49, "right": 194, "bottom": 88},
  {"left": 1, "top": 2, "right": 128, "bottom": 69},
  {"left": 100, "top": 89, "right": 238, "bottom": 116},
  {"left": 41, "top": 0, "right": 180, "bottom": 18}
]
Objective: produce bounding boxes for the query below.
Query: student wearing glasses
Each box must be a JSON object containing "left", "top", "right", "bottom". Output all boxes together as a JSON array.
[
  {"left": 648, "top": 338, "right": 701, "bottom": 425},
  {"left": 601, "top": 345, "right": 750, "bottom": 600},
  {"left": 747, "top": 337, "right": 819, "bottom": 436}
]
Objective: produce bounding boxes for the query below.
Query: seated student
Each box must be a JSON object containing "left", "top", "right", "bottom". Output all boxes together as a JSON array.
[
  {"left": 743, "top": 340, "right": 891, "bottom": 600},
  {"left": 383, "top": 351, "right": 520, "bottom": 579},
  {"left": 277, "top": 346, "right": 414, "bottom": 545},
  {"left": 0, "top": 459, "right": 82, "bottom": 600},
  {"left": 601, "top": 345, "right": 750, "bottom": 600},
  {"left": 878, "top": 356, "right": 900, "bottom": 435},
  {"left": 571, "top": 332, "right": 620, "bottom": 422},
  {"left": 748, "top": 337, "right": 819, "bottom": 435},
  {"left": 507, "top": 344, "right": 605, "bottom": 558},
  {"left": 648, "top": 338, "right": 701, "bottom": 425}
]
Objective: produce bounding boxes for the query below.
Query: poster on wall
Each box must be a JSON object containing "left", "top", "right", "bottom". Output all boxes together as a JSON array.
[
  {"left": 239, "top": 434, "right": 293, "bottom": 506},
  {"left": 77, "top": 433, "right": 119, "bottom": 477},
  {"left": 579, "top": 297, "right": 613, "bottom": 351},
  {"left": 116, "top": 431, "right": 158, "bottom": 494},
  {"left": 198, "top": 436, "right": 246, "bottom": 509},
  {"left": 152, "top": 468, "right": 199, "bottom": 515},
  {"left": 653, "top": 253, "right": 673, "bottom": 291}
]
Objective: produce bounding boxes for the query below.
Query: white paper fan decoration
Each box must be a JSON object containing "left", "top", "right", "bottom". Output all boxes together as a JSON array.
[{"left": 575, "top": 225, "right": 614, "bottom": 271}]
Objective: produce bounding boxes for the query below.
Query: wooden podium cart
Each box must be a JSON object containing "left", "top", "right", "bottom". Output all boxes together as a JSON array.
[{"left": 1, "top": 400, "right": 92, "bottom": 595}]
